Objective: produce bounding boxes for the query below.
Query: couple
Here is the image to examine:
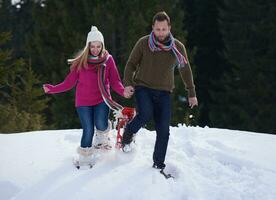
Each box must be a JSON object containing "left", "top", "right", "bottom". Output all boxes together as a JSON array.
[{"left": 43, "top": 11, "right": 198, "bottom": 170}]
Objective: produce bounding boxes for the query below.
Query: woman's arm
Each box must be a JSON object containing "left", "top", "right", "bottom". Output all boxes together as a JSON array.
[{"left": 43, "top": 68, "right": 78, "bottom": 94}]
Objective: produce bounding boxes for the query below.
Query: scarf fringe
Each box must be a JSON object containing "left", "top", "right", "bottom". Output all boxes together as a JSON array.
[{"left": 148, "top": 32, "right": 187, "bottom": 65}]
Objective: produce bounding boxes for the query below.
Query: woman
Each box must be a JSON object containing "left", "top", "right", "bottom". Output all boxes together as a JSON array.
[{"left": 43, "top": 26, "right": 131, "bottom": 165}]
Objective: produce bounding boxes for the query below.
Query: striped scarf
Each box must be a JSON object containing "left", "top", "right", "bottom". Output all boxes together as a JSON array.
[
  {"left": 148, "top": 31, "right": 187, "bottom": 66},
  {"left": 87, "top": 51, "right": 109, "bottom": 65}
]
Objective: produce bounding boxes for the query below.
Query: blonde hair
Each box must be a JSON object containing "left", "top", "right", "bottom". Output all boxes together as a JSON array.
[{"left": 68, "top": 43, "right": 106, "bottom": 71}]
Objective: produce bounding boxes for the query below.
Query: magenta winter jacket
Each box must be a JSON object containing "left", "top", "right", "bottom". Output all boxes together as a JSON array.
[{"left": 45, "top": 55, "right": 125, "bottom": 107}]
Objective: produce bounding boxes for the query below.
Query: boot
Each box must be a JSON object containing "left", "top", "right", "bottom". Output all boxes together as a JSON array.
[
  {"left": 152, "top": 163, "right": 173, "bottom": 179},
  {"left": 152, "top": 163, "right": 166, "bottom": 170},
  {"left": 93, "top": 120, "right": 112, "bottom": 149},
  {"left": 74, "top": 146, "right": 95, "bottom": 168},
  {"left": 122, "top": 128, "right": 134, "bottom": 146}
]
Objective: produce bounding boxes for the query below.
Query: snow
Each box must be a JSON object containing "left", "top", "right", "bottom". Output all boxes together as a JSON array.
[
  {"left": 11, "top": 0, "right": 21, "bottom": 5},
  {"left": 1, "top": 125, "right": 276, "bottom": 200}
]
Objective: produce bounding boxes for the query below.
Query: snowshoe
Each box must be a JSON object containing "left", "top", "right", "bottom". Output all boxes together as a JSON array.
[
  {"left": 152, "top": 163, "right": 174, "bottom": 179},
  {"left": 73, "top": 147, "right": 95, "bottom": 169},
  {"left": 94, "top": 143, "right": 112, "bottom": 151},
  {"left": 93, "top": 121, "right": 112, "bottom": 150}
]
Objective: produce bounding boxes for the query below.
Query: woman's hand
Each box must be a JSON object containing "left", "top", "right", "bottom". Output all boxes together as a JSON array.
[{"left": 43, "top": 84, "right": 51, "bottom": 93}]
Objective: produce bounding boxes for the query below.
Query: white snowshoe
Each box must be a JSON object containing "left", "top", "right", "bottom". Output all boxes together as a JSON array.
[
  {"left": 73, "top": 147, "right": 95, "bottom": 169},
  {"left": 93, "top": 121, "right": 112, "bottom": 150}
]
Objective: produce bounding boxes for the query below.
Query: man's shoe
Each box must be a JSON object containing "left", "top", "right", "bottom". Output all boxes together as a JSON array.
[
  {"left": 152, "top": 163, "right": 166, "bottom": 170},
  {"left": 122, "top": 129, "right": 134, "bottom": 146},
  {"left": 152, "top": 163, "right": 174, "bottom": 179}
]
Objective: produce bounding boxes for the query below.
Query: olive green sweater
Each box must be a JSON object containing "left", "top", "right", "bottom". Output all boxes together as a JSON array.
[{"left": 123, "top": 35, "right": 196, "bottom": 97}]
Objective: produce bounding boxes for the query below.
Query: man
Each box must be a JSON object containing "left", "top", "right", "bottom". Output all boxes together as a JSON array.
[{"left": 122, "top": 11, "right": 198, "bottom": 170}]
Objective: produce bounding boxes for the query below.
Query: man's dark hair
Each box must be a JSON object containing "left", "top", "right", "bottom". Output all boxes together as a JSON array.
[{"left": 152, "top": 11, "right": 171, "bottom": 25}]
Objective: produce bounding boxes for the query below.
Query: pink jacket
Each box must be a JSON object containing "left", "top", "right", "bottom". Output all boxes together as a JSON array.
[{"left": 45, "top": 55, "right": 125, "bottom": 107}]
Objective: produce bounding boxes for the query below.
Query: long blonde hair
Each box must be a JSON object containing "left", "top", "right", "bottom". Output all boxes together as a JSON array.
[{"left": 68, "top": 43, "right": 106, "bottom": 71}]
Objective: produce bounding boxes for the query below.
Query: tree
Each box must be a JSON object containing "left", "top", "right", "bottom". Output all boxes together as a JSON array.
[
  {"left": 210, "top": 0, "right": 276, "bottom": 133},
  {"left": 182, "top": 0, "right": 228, "bottom": 127},
  {"left": 0, "top": 32, "right": 48, "bottom": 133}
]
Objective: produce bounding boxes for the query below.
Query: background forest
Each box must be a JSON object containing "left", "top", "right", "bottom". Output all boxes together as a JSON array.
[{"left": 0, "top": 0, "right": 275, "bottom": 134}]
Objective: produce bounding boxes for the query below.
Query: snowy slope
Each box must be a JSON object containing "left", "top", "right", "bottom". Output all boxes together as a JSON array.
[{"left": 1, "top": 125, "right": 276, "bottom": 200}]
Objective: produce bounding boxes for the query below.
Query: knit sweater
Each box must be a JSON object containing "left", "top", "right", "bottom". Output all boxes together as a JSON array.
[
  {"left": 124, "top": 35, "right": 196, "bottom": 97},
  {"left": 45, "top": 55, "right": 125, "bottom": 107}
]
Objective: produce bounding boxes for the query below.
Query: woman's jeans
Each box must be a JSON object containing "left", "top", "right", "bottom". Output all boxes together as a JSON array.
[
  {"left": 76, "top": 102, "right": 110, "bottom": 148},
  {"left": 126, "top": 86, "right": 172, "bottom": 167}
]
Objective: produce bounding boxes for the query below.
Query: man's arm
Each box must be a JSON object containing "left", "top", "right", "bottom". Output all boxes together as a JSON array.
[
  {"left": 178, "top": 43, "right": 196, "bottom": 98},
  {"left": 178, "top": 43, "right": 198, "bottom": 108},
  {"left": 124, "top": 38, "right": 143, "bottom": 87}
]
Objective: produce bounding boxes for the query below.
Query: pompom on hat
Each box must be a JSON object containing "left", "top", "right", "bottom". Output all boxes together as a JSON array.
[{"left": 86, "top": 26, "right": 105, "bottom": 48}]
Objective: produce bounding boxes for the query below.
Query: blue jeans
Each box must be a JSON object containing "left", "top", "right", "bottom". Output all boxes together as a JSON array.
[
  {"left": 76, "top": 102, "right": 110, "bottom": 148},
  {"left": 126, "top": 86, "right": 172, "bottom": 167}
]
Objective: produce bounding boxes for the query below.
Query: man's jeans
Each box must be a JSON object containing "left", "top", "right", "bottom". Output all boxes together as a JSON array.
[
  {"left": 76, "top": 102, "right": 110, "bottom": 148},
  {"left": 126, "top": 86, "right": 172, "bottom": 167}
]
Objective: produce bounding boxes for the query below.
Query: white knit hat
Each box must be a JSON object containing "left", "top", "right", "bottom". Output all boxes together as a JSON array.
[{"left": 86, "top": 26, "right": 105, "bottom": 47}]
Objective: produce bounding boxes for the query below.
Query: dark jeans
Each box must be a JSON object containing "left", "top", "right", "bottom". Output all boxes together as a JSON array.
[
  {"left": 126, "top": 86, "right": 172, "bottom": 167},
  {"left": 76, "top": 102, "right": 110, "bottom": 148}
]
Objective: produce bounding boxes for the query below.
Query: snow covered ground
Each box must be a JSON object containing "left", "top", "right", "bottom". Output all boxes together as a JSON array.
[{"left": 1, "top": 125, "right": 276, "bottom": 200}]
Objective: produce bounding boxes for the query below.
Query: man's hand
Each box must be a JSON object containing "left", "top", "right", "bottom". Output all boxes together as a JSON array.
[
  {"left": 188, "top": 96, "right": 198, "bottom": 108},
  {"left": 123, "top": 86, "right": 135, "bottom": 98}
]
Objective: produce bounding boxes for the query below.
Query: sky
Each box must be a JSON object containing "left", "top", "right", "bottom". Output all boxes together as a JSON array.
[{"left": 1, "top": 125, "right": 276, "bottom": 200}]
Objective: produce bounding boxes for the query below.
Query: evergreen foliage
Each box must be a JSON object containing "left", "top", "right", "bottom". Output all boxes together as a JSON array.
[
  {"left": 210, "top": 0, "right": 276, "bottom": 133},
  {"left": 0, "top": 31, "right": 48, "bottom": 133},
  {"left": 0, "top": 0, "right": 275, "bottom": 133}
]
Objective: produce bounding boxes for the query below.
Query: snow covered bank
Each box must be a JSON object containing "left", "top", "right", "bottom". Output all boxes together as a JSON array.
[{"left": 1, "top": 125, "right": 276, "bottom": 200}]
